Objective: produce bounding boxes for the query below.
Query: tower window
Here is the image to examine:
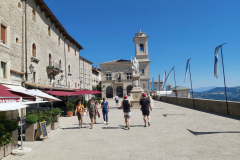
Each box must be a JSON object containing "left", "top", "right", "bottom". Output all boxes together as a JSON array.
[
  {"left": 140, "top": 44, "right": 144, "bottom": 51},
  {"left": 58, "top": 36, "right": 60, "bottom": 45},
  {"left": 49, "top": 54, "right": 52, "bottom": 66},
  {"left": 142, "top": 69, "right": 145, "bottom": 74},
  {"left": 32, "top": 43, "right": 36, "bottom": 57},
  {"left": 68, "top": 65, "right": 70, "bottom": 73},
  {"left": 48, "top": 26, "right": 51, "bottom": 36},
  {"left": 32, "top": 10, "right": 36, "bottom": 22},
  {"left": 68, "top": 45, "right": 70, "bottom": 52}
]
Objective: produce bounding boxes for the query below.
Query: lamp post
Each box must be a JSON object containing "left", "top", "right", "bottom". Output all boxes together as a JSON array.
[{"left": 29, "top": 64, "right": 34, "bottom": 74}]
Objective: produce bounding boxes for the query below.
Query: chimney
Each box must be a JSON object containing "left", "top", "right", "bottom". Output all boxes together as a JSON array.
[{"left": 96, "top": 65, "right": 98, "bottom": 71}]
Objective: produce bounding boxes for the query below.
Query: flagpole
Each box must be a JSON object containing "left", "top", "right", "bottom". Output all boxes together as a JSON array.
[
  {"left": 220, "top": 46, "right": 229, "bottom": 115},
  {"left": 188, "top": 61, "right": 195, "bottom": 108},
  {"left": 173, "top": 67, "right": 178, "bottom": 104}
]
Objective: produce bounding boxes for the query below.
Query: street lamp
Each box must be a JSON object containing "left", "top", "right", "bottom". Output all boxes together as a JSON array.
[{"left": 29, "top": 64, "right": 34, "bottom": 74}]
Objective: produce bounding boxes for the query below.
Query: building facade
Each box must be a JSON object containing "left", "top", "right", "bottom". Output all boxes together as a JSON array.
[
  {"left": 99, "top": 30, "right": 151, "bottom": 98},
  {"left": 92, "top": 66, "right": 101, "bottom": 87},
  {"left": 0, "top": 0, "right": 83, "bottom": 90},
  {"left": 79, "top": 56, "right": 93, "bottom": 90}
]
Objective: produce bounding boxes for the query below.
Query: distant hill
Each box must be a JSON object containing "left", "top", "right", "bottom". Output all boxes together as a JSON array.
[
  {"left": 192, "top": 86, "right": 240, "bottom": 102},
  {"left": 193, "top": 86, "right": 218, "bottom": 92}
]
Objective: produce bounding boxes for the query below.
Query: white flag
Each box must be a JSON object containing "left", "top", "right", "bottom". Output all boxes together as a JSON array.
[{"left": 214, "top": 43, "right": 226, "bottom": 78}]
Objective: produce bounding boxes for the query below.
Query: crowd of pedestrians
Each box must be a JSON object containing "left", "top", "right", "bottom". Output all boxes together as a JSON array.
[{"left": 75, "top": 93, "right": 152, "bottom": 130}]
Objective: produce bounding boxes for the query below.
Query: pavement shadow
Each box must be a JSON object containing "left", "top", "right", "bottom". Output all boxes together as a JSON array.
[
  {"left": 163, "top": 114, "right": 185, "bottom": 117},
  {"left": 119, "top": 125, "right": 143, "bottom": 128},
  {"left": 61, "top": 127, "right": 81, "bottom": 130},
  {"left": 187, "top": 129, "right": 240, "bottom": 135},
  {"left": 102, "top": 127, "right": 124, "bottom": 130}
]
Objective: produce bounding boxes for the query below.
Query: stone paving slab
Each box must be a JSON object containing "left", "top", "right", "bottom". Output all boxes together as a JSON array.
[{"left": 3, "top": 99, "right": 240, "bottom": 160}]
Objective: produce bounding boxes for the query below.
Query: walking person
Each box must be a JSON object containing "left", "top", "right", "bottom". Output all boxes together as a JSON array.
[
  {"left": 88, "top": 100, "right": 97, "bottom": 129},
  {"left": 121, "top": 95, "right": 131, "bottom": 130},
  {"left": 94, "top": 100, "right": 99, "bottom": 124},
  {"left": 115, "top": 95, "right": 119, "bottom": 107},
  {"left": 101, "top": 98, "right": 109, "bottom": 125},
  {"left": 139, "top": 93, "right": 152, "bottom": 127},
  {"left": 75, "top": 100, "right": 84, "bottom": 129}
]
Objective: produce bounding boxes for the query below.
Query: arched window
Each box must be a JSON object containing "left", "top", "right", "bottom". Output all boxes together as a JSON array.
[
  {"left": 32, "top": 9, "right": 36, "bottom": 22},
  {"left": 32, "top": 43, "right": 36, "bottom": 57},
  {"left": 139, "top": 44, "right": 144, "bottom": 51},
  {"left": 68, "top": 65, "right": 70, "bottom": 73},
  {"left": 48, "top": 26, "right": 51, "bottom": 36},
  {"left": 68, "top": 45, "right": 70, "bottom": 52},
  {"left": 49, "top": 54, "right": 52, "bottom": 66},
  {"left": 18, "top": 2, "right": 21, "bottom": 11},
  {"left": 59, "top": 60, "right": 61, "bottom": 69}
]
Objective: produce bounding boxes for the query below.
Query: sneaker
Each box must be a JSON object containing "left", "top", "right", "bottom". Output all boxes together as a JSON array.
[
  {"left": 90, "top": 127, "right": 92, "bottom": 129},
  {"left": 125, "top": 125, "right": 128, "bottom": 130},
  {"left": 106, "top": 122, "right": 108, "bottom": 125},
  {"left": 144, "top": 124, "right": 147, "bottom": 127},
  {"left": 104, "top": 121, "right": 106, "bottom": 124},
  {"left": 127, "top": 126, "right": 130, "bottom": 130},
  {"left": 81, "top": 125, "right": 83, "bottom": 128},
  {"left": 79, "top": 126, "right": 81, "bottom": 129},
  {"left": 148, "top": 122, "right": 150, "bottom": 126}
]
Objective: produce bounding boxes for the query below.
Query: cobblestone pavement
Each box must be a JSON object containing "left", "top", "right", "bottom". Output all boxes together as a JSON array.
[{"left": 4, "top": 99, "right": 240, "bottom": 160}]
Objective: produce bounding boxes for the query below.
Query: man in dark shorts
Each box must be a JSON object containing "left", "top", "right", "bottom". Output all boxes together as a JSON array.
[
  {"left": 121, "top": 95, "right": 131, "bottom": 130},
  {"left": 88, "top": 99, "right": 97, "bottom": 129},
  {"left": 139, "top": 93, "right": 152, "bottom": 127},
  {"left": 75, "top": 101, "right": 84, "bottom": 129}
]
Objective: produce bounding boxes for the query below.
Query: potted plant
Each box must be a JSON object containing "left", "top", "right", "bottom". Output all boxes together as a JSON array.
[
  {"left": 44, "top": 110, "right": 53, "bottom": 133},
  {"left": 51, "top": 108, "right": 61, "bottom": 130},
  {"left": 0, "top": 124, "right": 5, "bottom": 159},
  {"left": 25, "top": 114, "right": 38, "bottom": 141},
  {"left": 65, "top": 101, "right": 74, "bottom": 117},
  {"left": 0, "top": 119, "right": 18, "bottom": 149},
  {"left": 2, "top": 133, "right": 14, "bottom": 157}
]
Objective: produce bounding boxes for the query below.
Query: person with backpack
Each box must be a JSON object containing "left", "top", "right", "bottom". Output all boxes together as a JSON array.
[
  {"left": 88, "top": 99, "right": 97, "bottom": 129},
  {"left": 139, "top": 93, "right": 152, "bottom": 127},
  {"left": 101, "top": 98, "right": 109, "bottom": 124},
  {"left": 121, "top": 95, "right": 131, "bottom": 130},
  {"left": 75, "top": 100, "right": 85, "bottom": 129},
  {"left": 115, "top": 95, "right": 119, "bottom": 107}
]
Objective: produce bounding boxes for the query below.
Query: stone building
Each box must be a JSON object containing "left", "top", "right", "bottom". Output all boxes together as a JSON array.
[
  {"left": 99, "top": 30, "right": 151, "bottom": 98},
  {"left": 92, "top": 66, "right": 101, "bottom": 87},
  {"left": 169, "top": 86, "right": 191, "bottom": 98},
  {"left": 79, "top": 56, "right": 93, "bottom": 90},
  {"left": 0, "top": 0, "right": 83, "bottom": 90}
]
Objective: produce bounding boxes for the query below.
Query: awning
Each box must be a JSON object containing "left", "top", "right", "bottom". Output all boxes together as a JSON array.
[
  {"left": 8, "top": 89, "right": 61, "bottom": 102},
  {"left": 24, "top": 82, "right": 76, "bottom": 91},
  {"left": 0, "top": 103, "right": 29, "bottom": 111},
  {"left": 45, "top": 90, "right": 78, "bottom": 96},
  {"left": 0, "top": 84, "right": 35, "bottom": 103}
]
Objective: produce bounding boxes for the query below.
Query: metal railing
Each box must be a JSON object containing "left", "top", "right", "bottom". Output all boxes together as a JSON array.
[{"left": 47, "top": 61, "right": 61, "bottom": 70}]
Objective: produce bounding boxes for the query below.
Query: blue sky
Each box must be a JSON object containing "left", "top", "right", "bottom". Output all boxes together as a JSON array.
[{"left": 45, "top": 0, "right": 240, "bottom": 88}]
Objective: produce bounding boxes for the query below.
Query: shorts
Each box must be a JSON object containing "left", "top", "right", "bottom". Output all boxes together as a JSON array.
[
  {"left": 77, "top": 112, "right": 82, "bottom": 120},
  {"left": 124, "top": 112, "right": 131, "bottom": 118},
  {"left": 142, "top": 109, "right": 150, "bottom": 116},
  {"left": 89, "top": 112, "right": 95, "bottom": 119},
  {"left": 116, "top": 100, "right": 119, "bottom": 103}
]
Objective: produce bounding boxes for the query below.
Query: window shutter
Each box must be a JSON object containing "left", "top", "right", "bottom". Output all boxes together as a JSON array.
[
  {"left": 1, "top": 25, "right": 6, "bottom": 44},
  {"left": 32, "top": 45, "right": 34, "bottom": 56}
]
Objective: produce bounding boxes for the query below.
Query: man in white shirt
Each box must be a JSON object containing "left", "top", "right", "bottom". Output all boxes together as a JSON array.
[{"left": 115, "top": 95, "right": 119, "bottom": 107}]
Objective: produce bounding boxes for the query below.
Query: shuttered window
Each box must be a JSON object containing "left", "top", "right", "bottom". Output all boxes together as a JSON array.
[
  {"left": 32, "top": 44, "right": 36, "bottom": 57},
  {"left": 1, "top": 25, "right": 6, "bottom": 44}
]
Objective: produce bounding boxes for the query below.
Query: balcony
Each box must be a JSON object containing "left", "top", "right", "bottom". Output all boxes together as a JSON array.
[{"left": 46, "top": 62, "right": 62, "bottom": 76}]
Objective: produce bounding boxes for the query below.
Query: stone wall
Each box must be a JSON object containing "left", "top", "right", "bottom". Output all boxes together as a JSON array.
[{"left": 152, "top": 96, "right": 240, "bottom": 118}]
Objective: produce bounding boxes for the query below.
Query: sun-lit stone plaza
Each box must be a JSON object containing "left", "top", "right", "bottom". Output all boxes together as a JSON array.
[{"left": 4, "top": 99, "right": 240, "bottom": 160}]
